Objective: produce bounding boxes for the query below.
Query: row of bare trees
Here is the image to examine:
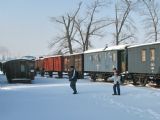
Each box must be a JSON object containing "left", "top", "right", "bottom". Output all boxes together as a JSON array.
[{"left": 49, "top": 0, "right": 160, "bottom": 55}]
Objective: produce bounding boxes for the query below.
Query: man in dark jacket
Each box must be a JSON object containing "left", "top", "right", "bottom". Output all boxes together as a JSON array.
[{"left": 69, "top": 66, "right": 78, "bottom": 94}]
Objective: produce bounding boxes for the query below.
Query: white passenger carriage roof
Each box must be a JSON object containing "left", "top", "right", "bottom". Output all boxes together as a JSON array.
[
  {"left": 84, "top": 48, "right": 105, "bottom": 54},
  {"left": 84, "top": 44, "right": 128, "bottom": 54},
  {"left": 104, "top": 44, "right": 128, "bottom": 51},
  {"left": 128, "top": 42, "right": 160, "bottom": 48}
]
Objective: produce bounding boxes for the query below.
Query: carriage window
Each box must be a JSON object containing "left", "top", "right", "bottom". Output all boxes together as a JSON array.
[
  {"left": 141, "top": 49, "right": 146, "bottom": 62},
  {"left": 21, "top": 64, "right": 25, "bottom": 72},
  {"left": 105, "top": 52, "right": 109, "bottom": 59},
  {"left": 97, "top": 54, "right": 101, "bottom": 62},
  {"left": 112, "top": 53, "right": 116, "bottom": 62},
  {"left": 90, "top": 55, "right": 93, "bottom": 62},
  {"left": 150, "top": 48, "right": 155, "bottom": 62}
]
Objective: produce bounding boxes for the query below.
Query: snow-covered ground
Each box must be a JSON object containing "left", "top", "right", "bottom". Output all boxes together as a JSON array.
[
  {"left": 0, "top": 70, "right": 3, "bottom": 75},
  {"left": 0, "top": 74, "right": 160, "bottom": 120}
]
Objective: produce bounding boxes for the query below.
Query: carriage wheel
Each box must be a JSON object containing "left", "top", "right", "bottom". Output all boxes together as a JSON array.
[
  {"left": 58, "top": 72, "right": 63, "bottom": 78},
  {"left": 49, "top": 72, "right": 53, "bottom": 77},
  {"left": 7, "top": 78, "right": 12, "bottom": 83},
  {"left": 91, "top": 74, "right": 96, "bottom": 82},
  {"left": 155, "top": 79, "right": 160, "bottom": 86},
  {"left": 140, "top": 78, "right": 148, "bottom": 86},
  {"left": 133, "top": 77, "right": 138, "bottom": 85}
]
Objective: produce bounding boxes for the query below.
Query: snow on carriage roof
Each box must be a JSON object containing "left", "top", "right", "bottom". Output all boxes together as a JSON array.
[
  {"left": 105, "top": 44, "right": 128, "bottom": 51},
  {"left": 63, "top": 52, "right": 84, "bottom": 56},
  {"left": 5, "top": 58, "right": 35, "bottom": 63},
  {"left": 43, "top": 55, "right": 63, "bottom": 59},
  {"left": 70, "top": 52, "right": 84, "bottom": 55},
  {"left": 84, "top": 44, "right": 128, "bottom": 54},
  {"left": 128, "top": 41, "right": 160, "bottom": 48},
  {"left": 84, "top": 48, "right": 105, "bottom": 53},
  {"left": 35, "top": 57, "right": 44, "bottom": 60},
  {"left": 20, "top": 56, "right": 36, "bottom": 60},
  {"left": 43, "top": 53, "right": 84, "bottom": 58}
]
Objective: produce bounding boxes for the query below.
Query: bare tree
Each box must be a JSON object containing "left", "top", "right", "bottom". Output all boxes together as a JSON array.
[
  {"left": 74, "top": 0, "right": 111, "bottom": 51},
  {"left": 50, "top": 0, "right": 110, "bottom": 53},
  {"left": 111, "top": 0, "right": 137, "bottom": 45},
  {"left": 49, "top": 2, "right": 82, "bottom": 54},
  {"left": 141, "top": 0, "right": 160, "bottom": 42}
]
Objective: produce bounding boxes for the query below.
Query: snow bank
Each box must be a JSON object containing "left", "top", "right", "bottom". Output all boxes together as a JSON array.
[{"left": 0, "top": 71, "right": 3, "bottom": 75}]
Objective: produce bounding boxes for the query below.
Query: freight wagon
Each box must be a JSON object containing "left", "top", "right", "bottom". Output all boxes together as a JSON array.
[
  {"left": 43, "top": 55, "right": 63, "bottom": 78},
  {"left": 63, "top": 53, "right": 84, "bottom": 78},
  {"left": 4, "top": 59, "right": 35, "bottom": 83},
  {"left": 53, "top": 55, "right": 63, "bottom": 78}
]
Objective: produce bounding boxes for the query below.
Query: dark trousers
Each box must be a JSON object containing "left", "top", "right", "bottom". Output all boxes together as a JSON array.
[
  {"left": 70, "top": 81, "right": 77, "bottom": 93},
  {"left": 113, "top": 83, "right": 120, "bottom": 95}
]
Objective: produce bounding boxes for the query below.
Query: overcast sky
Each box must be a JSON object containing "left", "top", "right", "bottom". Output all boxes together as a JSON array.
[{"left": 0, "top": 0, "right": 159, "bottom": 58}]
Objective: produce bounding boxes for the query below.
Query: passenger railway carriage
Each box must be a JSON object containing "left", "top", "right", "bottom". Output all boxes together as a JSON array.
[
  {"left": 127, "top": 42, "right": 160, "bottom": 86},
  {"left": 84, "top": 45, "right": 128, "bottom": 81}
]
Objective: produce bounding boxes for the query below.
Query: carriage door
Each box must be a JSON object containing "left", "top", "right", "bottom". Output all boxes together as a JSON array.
[
  {"left": 117, "top": 50, "right": 126, "bottom": 73},
  {"left": 150, "top": 48, "right": 155, "bottom": 73}
]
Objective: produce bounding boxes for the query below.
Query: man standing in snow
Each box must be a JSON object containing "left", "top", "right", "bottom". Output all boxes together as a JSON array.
[
  {"left": 108, "top": 69, "right": 121, "bottom": 95},
  {"left": 69, "top": 66, "right": 78, "bottom": 94}
]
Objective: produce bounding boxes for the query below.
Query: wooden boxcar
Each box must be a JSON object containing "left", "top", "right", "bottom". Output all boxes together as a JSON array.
[
  {"left": 84, "top": 45, "right": 128, "bottom": 81},
  {"left": 43, "top": 56, "right": 54, "bottom": 77},
  {"left": 53, "top": 55, "right": 63, "bottom": 78},
  {"left": 4, "top": 59, "right": 35, "bottom": 83},
  {"left": 43, "top": 55, "right": 63, "bottom": 77},
  {"left": 127, "top": 42, "right": 160, "bottom": 86},
  {"left": 63, "top": 55, "right": 70, "bottom": 72},
  {"left": 63, "top": 53, "right": 84, "bottom": 78}
]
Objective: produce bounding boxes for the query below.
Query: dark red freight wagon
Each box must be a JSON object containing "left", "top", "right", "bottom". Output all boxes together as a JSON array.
[
  {"left": 43, "top": 56, "right": 54, "bottom": 77},
  {"left": 53, "top": 55, "right": 63, "bottom": 78},
  {"left": 43, "top": 55, "right": 64, "bottom": 78},
  {"left": 63, "top": 53, "right": 84, "bottom": 78},
  {"left": 74, "top": 53, "right": 84, "bottom": 78},
  {"left": 63, "top": 55, "right": 70, "bottom": 73}
]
